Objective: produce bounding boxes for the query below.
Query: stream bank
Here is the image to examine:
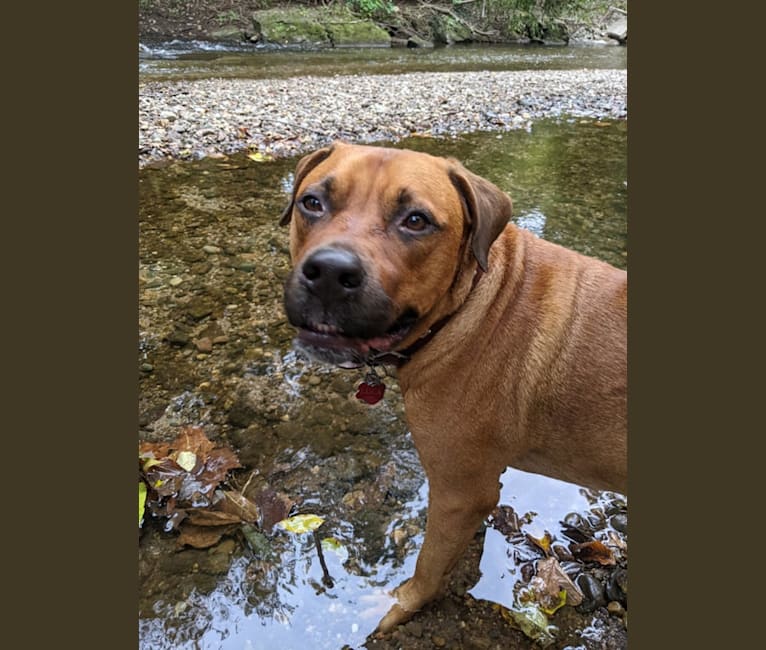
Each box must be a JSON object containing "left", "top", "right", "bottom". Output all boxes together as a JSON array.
[{"left": 139, "top": 1, "right": 628, "bottom": 48}]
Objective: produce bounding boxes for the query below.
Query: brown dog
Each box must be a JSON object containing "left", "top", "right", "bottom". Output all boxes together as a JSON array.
[{"left": 279, "top": 141, "right": 627, "bottom": 632}]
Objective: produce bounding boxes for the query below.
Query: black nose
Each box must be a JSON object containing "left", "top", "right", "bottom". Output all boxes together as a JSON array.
[{"left": 301, "top": 247, "right": 365, "bottom": 302}]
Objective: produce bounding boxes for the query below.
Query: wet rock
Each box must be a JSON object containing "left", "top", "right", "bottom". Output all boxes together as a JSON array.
[
  {"left": 552, "top": 543, "right": 573, "bottom": 562},
  {"left": 166, "top": 328, "right": 190, "bottom": 346},
  {"left": 606, "top": 567, "right": 627, "bottom": 606},
  {"left": 209, "top": 538, "right": 236, "bottom": 556},
  {"left": 227, "top": 391, "right": 263, "bottom": 428},
  {"left": 186, "top": 299, "right": 214, "bottom": 321},
  {"left": 190, "top": 261, "right": 212, "bottom": 275},
  {"left": 610, "top": 513, "right": 628, "bottom": 533},
  {"left": 576, "top": 573, "right": 606, "bottom": 613},
  {"left": 194, "top": 337, "right": 213, "bottom": 353},
  {"left": 203, "top": 245, "right": 221, "bottom": 254},
  {"left": 431, "top": 635, "right": 446, "bottom": 647},
  {"left": 140, "top": 363, "right": 154, "bottom": 373},
  {"left": 607, "top": 600, "right": 625, "bottom": 617},
  {"left": 520, "top": 562, "right": 535, "bottom": 582},
  {"left": 563, "top": 512, "right": 587, "bottom": 530},
  {"left": 404, "top": 621, "right": 423, "bottom": 638},
  {"left": 463, "top": 636, "right": 491, "bottom": 650},
  {"left": 604, "top": 496, "right": 627, "bottom": 516}
]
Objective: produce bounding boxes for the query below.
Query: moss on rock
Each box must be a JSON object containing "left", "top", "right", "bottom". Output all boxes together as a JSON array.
[
  {"left": 252, "top": 7, "right": 390, "bottom": 48},
  {"left": 325, "top": 19, "right": 390, "bottom": 48}
]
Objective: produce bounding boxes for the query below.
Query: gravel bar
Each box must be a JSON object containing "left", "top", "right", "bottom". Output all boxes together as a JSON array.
[{"left": 139, "top": 68, "right": 626, "bottom": 167}]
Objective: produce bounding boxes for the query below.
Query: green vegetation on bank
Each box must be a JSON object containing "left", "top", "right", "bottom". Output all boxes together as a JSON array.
[{"left": 139, "top": 1, "right": 627, "bottom": 46}]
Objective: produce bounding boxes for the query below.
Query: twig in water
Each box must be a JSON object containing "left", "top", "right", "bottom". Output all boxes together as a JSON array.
[{"left": 313, "top": 531, "right": 334, "bottom": 588}]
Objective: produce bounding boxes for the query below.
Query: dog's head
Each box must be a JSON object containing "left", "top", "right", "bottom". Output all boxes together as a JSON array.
[{"left": 279, "top": 141, "right": 512, "bottom": 366}]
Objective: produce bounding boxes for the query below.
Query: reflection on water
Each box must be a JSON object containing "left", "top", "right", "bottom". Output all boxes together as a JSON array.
[
  {"left": 139, "top": 42, "right": 627, "bottom": 82},
  {"left": 139, "top": 121, "right": 626, "bottom": 648},
  {"left": 140, "top": 482, "right": 427, "bottom": 649},
  {"left": 470, "top": 468, "right": 624, "bottom": 609}
]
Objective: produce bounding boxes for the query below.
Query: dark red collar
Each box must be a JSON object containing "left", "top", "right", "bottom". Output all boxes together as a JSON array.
[{"left": 370, "top": 268, "right": 484, "bottom": 368}]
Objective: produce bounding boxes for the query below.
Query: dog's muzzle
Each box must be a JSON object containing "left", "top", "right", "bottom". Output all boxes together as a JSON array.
[{"left": 283, "top": 246, "right": 417, "bottom": 366}]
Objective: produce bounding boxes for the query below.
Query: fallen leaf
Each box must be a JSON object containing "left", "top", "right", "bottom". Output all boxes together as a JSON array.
[
  {"left": 139, "top": 439, "right": 170, "bottom": 460},
  {"left": 174, "top": 426, "right": 215, "bottom": 457},
  {"left": 176, "top": 522, "right": 238, "bottom": 549},
  {"left": 534, "top": 556, "right": 584, "bottom": 606},
  {"left": 185, "top": 509, "right": 242, "bottom": 527},
  {"left": 497, "top": 603, "right": 556, "bottom": 646},
  {"left": 218, "top": 490, "right": 260, "bottom": 524},
  {"left": 247, "top": 152, "right": 273, "bottom": 163},
  {"left": 570, "top": 540, "right": 616, "bottom": 565},
  {"left": 277, "top": 513, "right": 325, "bottom": 534},
  {"left": 488, "top": 505, "right": 521, "bottom": 537},
  {"left": 144, "top": 458, "right": 186, "bottom": 498},
  {"left": 526, "top": 531, "right": 553, "bottom": 556},
  {"left": 321, "top": 536, "right": 348, "bottom": 561},
  {"left": 256, "top": 489, "right": 294, "bottom": 532},
  {"left": 175, "top": 450, "right": 198, "bottom": 472},
  {"left": 139, "top": 427, "right": 244, "bottom": 526},
  {"left": 197, "top": 447, "right": 242, "bottom": 484},
  {"left": 139, "top": 482, "right": 147, "bottom": 527}
]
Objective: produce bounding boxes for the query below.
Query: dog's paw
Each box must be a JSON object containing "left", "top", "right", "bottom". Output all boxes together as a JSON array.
[
  {"left": 375, "top": 602, "right": 417, "bottom": 634},
  {"left": 358, "top": 588, "right": 398, "bottom": 623}
]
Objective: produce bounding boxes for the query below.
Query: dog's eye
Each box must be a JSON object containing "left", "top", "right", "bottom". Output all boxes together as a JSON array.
[
  {"left": 301, "top": 195, "right": 323, "bottom": 213},
  {"left": 402, "top": 212, "right": 430, "bottom": 232}
]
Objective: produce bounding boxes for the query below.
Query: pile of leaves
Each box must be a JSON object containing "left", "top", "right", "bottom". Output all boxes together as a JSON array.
[{"left": 139, "top": 426, "right": 267, "bottom": 549}]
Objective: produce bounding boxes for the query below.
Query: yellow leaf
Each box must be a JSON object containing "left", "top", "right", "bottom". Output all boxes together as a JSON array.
[
  {"left": 277, "top": 513, "right": 325, "bottom": 534},
  {"left": 175, "top": 450, "right": 197, "bottom": 472},
  {"left": 142, "top": 458, "right": 162, "bottom": 472},
  {"left": 139, "top": 482, "right": 147, "bottom": 527},
  {"left": 247, "top": 152, "right": 273, "bottom": 163},
  {"left": 541, "top": 589, "right": 567, "bottom": 616},
  {"left": 321, "top": 536, "right": 348, "bottom": 560}
]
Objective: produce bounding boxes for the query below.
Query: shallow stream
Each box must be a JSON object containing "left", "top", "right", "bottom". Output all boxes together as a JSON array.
[{"left": 139, "top": 42, "right": 627, "bottom": 650}]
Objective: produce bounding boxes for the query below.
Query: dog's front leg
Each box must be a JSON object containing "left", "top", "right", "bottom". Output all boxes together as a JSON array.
[{"left": 376, "top": 464, "right": 502, "bottom": 632}]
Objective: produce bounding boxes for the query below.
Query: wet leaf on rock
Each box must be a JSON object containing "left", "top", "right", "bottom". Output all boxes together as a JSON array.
[
  {"left": 277, "top": 513, "right": 325, "bottom": 534},
  {"left": 569, "top": 540, "right": 616, "bottom": 566}
]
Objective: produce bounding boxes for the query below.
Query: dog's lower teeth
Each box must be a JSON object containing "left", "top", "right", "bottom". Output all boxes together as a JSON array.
[{"left": 314, "top": 323, "right": 339, "bottom": 335}]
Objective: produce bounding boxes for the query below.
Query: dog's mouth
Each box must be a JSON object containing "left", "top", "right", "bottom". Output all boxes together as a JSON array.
[{"left": 296, "top": 308, "right": 418, "bottom": 356}]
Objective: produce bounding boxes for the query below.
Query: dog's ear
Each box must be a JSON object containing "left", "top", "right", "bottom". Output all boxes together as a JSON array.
[
  {"left": 448, "top": 164, "right": 513, "bottom": 272},
  {"left": 279, "top": 144, "right": 336, "bottom": 226}
]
